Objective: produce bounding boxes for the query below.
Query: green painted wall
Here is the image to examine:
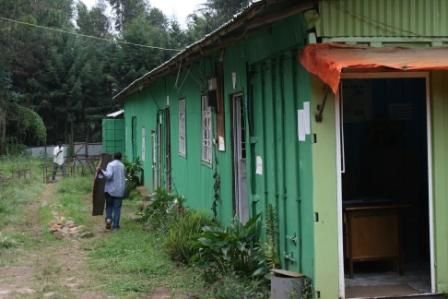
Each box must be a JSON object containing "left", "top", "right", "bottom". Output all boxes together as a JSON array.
[
  {"left": 311, "top": 2, "right": 448, "bottom": 298},
  {"left": 123, "top": 13, "right": 315, "bottom": 278},
  {"left": 430, "top": 71, "right": 448, "bottom": 293},
  {"left": 310, "top": 78, "right": 340, "bottom": 298}
]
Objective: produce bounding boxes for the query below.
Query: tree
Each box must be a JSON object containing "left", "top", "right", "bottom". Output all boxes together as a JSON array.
[{"left": 186, "top": 0, "right": 250, "bottom": 39}]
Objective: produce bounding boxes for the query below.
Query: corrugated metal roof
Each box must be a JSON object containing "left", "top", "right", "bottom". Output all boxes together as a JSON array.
[
  {"left": 317, "top": 0, "right": 448, "bottom": 38},
  {"left": 113, "top": 0, "right": 315, "bottom": 101}
]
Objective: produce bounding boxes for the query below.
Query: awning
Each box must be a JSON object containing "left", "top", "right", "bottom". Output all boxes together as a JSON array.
[{"left": 299, "top": 44, "right": 448, "bottom": 93}]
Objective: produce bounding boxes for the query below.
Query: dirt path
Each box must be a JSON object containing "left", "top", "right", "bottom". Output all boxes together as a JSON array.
[{"left": 0, "top": 183, "right": 110, "bottom": 299}]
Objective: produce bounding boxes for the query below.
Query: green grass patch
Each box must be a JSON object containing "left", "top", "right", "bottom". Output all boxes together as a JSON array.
[
  {"left": 54, "top": 176, "right": 93, "bottom": 226},
  {"left": 0, "top": 157, "right": 45, "bottom": 229},
  {"left": 87, "top": 213, "right": 204, "bottom": 298}
]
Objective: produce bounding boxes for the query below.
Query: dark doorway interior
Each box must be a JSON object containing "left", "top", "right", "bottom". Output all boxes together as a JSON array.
[{"left": 341, "top": 78, "right": 431, "bottom": 298}]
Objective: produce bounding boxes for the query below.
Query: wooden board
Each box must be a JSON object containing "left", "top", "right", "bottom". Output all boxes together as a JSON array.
[{"left": 92, "top": 153, "right": 112, "bottom": 216}]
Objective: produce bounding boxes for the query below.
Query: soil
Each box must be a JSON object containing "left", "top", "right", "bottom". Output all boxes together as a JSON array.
[{"left": 0, "top": 183, "right": 110, "bottom": 299}]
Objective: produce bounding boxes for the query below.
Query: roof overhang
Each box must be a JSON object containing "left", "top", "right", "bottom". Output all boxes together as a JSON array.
[
  {"left": 106, "top": 109, "right": 124, "bottom": 118},
  {"left": 113, "top": 0, "right": 317, "bottom": 102},
  {"left": 300, "top": 43, "right": 448, "bottom": 93}
]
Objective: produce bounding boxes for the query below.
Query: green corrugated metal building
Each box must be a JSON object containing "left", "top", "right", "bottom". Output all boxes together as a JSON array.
[
  {"left": 102, "top": 110, "right": 125, "bottom": 155},
  {"left": 114, "top": 0, "right": 448, "bottom": 298}
]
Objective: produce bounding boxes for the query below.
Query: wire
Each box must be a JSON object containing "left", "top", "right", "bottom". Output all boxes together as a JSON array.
[
  {"left": 0, "top": 16, "right": 181, "bottom": 52},
  {"left": 330, "top": 1, "right": 422, "bottom": 38}
]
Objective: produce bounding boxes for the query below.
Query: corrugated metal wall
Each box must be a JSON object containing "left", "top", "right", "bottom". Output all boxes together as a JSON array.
[
  {"left": 102, "top": 118, "right": 125, "bottom": 154},
  {"left": 122, "top": 12, "right": 318, "bottom": 282},
  {"left": 317, "top": 0, "right": 448, "bottom": 38},
  {"left": 248, "top": 51, "right": 313, "bottom": 272}
]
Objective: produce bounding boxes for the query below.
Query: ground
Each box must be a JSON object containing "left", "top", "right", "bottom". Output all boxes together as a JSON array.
[{"left": 0, "top": 162, "right": 203, "bottom": 299}]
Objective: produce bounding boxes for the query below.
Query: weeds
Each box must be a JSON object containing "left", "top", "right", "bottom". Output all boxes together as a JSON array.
[
  {"left": 88, "top": 218, "right": 204, "bottom": 298},
  {"left": 164, "top": 210, "right": 214, "bottom": 264},
  {"left": 0, "top": 233, "right": 18, "bottom": 249}
]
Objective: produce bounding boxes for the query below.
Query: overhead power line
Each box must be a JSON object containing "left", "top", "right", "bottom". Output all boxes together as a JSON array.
[{"left": 0, "top": 16, "right": 181, "bottom": 52}]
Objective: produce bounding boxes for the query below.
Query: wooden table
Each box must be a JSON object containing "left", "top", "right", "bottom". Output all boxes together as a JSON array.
[{"left": 344, "top": 203, "right": 406, "bottom": 277}]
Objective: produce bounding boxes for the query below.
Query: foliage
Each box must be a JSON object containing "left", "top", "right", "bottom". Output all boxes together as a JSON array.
[
  {"left": 124, "top": 157, "right": 143, "bottom": 186},
  {"left": 13, "top": 105, "right": 47, "bottom": 145},
  {"left": 206, "top": 274, "right": 269, "bottom": 299},
  {"left": 195, "top": 215, "right": 267, "bottom": 278},
  {"left": 0, "top": 233, "right": 18, "bottom": 249},
  {"left": 164, "top": 210, "right": 214, "bottom": 264},
  {"left": 0, "top": 0, "right": 249, "bottom": 148},
  {"left": 137, "top": 188, "right": 185, "bottom": 233},
  {"left": 264, "top": 203, "right": 280, "bottom": 269},
  {"left": 123, "top": 157, "right": 143, "bottom": 197}
]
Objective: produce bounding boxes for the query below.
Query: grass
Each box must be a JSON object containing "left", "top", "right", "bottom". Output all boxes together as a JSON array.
[
  {"left": 54, "top": 176, "right": 93, "bottom": 226},
  {"left": 0, "top": 157, "right": 45, "bottom": 228},
  {"left": 87, "top": 203, "right": 205, "bottom": 298},
  {"left": 0, "top": 156, "right": 47, "bottom": 265}
]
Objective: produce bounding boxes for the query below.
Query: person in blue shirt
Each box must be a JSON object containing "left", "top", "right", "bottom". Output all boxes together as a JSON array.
[{"left": 97, "top": 152, "right": 126, "bottom": 231}]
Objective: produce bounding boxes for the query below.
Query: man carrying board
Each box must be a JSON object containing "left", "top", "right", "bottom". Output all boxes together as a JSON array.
[{"left": 97, "top": 152, "right": 126, "bottom": 231}]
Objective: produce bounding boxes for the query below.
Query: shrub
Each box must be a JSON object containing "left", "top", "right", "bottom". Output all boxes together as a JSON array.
[
  {"left": 195, "top": 215, "right": 266, "bottom": 278},
  {"left": 0, "top": 233, "right": 17, "bottom": 249},
  {"left": 164, "top": 210, "right": 214, "bottom": 264},
  {"left": 137, "top": 188, "right": 185, "bottom": 233},
  {"left": 206, "top": 274, "right": 269, "bottom": 299}
]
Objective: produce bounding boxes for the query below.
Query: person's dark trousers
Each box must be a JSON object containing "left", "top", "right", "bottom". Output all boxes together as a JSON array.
[
  {"left": 52, "top": 163, "right": 65, "bottom": 180},
  {"left": 105, "top": 192, "right": 123, "bottom": 229}
]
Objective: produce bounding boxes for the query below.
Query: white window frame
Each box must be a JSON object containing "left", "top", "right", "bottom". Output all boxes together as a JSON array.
[
  {"left": 141, "top": 127, "right": 146, "bottom": 162},
  {"left": 178, "top": 98, "right": 186, "bottom": 157},
  {"left": 201, "top": 95, "right": 213, "bottom": 164}
]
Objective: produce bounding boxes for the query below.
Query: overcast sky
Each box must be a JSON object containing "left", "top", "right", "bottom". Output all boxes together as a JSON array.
[{"left": 80, "top": 0, "right": 204, "bottom": 27}]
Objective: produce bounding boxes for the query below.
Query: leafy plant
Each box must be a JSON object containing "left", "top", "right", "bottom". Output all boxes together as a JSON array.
[
  {"left": 195, "top": 215, "right": 265, "bottom": 277},
  {"left": 137, "top": 188, "right": 185, "bottom": 233},
  {"left": 124, "top": 158, "right": 143, "bottom": 195},
  {"left": 164, "top": 210, "right": 214, "bottom": 264},
  {"left": 206, "top": 274, "right": 269, "bottom": 299},
  {"left": 264, "top": 204, "right": 280, "bottom": 270}
]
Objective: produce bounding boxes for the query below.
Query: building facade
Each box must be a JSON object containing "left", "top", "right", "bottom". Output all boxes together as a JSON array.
[{"left": 115, "top": 0, "right": 448, "bottom": 298}]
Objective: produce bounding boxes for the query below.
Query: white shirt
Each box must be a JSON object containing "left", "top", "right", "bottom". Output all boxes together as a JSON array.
[
  {"left": 101, "top": 159, "right": 126, "bottom": 198},
  {"left": 53, "top": 146, "right": 65, "bottom": 165}
]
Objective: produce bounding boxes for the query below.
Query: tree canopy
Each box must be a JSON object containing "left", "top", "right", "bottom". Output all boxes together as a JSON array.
[{"left": 0, "top": 0, "right": 250, "bottom": 153}]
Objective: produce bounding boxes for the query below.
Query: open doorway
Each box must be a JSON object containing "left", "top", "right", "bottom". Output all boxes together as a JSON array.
[
  {"left": 339, "top": 75, "right": 433, "bottom": 298},
  {"left": 231, "top": 93, "right": 249, "bottom": 223}
]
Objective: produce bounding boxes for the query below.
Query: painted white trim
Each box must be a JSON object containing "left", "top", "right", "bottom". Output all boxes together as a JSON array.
[
  {"left": 426, "top": 75, "right": 436, "bottom": 293},
  {"left": 336, "top": 71, "right": 435, "bottom": 297},
  {"left": 335, "top": 92, "right": 345, "bottom": 299}
]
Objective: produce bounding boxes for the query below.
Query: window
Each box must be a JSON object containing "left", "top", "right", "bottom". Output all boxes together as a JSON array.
[
  {"left": 141, "top": 127, "right": 146, "bottom": 161},
  {"left": 201, "top": 95, "right": 212, "bottom": 164},
  {"left": 178, "top": 98, "right": 186, "bottom": 157}
]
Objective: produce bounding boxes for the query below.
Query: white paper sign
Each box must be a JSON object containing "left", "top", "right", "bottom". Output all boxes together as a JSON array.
[
  {"left": 298, "top": 109, "right": 306, "bottom": 141},
  {"left": 256, "top": 156, "right": 263, "bottom": 175},
  {"left": 303, "top": 101, "right": 311, "bottom": 135},
  {"left": 218, "top": 136, "right": 225, "bottom": 151}
]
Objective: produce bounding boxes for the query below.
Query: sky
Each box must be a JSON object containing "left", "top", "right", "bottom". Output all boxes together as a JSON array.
[{"left": 80, "top": 0, "right": 204, "bottom": 27}]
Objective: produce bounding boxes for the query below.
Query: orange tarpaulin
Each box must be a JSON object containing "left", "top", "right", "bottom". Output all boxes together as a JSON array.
[{"left": 299, "top": 43, "right": 448, "bottom": 93}]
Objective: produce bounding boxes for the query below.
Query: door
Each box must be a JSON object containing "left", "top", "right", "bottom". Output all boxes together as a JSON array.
[
  {"left": 154, "top": 109, "right": 171, "bottom": 191},
  {"left": 336, "top": 73, "right": 435, "bottom": 298},
  {"left": 232, "top": 94, "right": 249, "bottom": 223},
  {"left": 151, "top": 129, "right": 159, "bottom": 190}
]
